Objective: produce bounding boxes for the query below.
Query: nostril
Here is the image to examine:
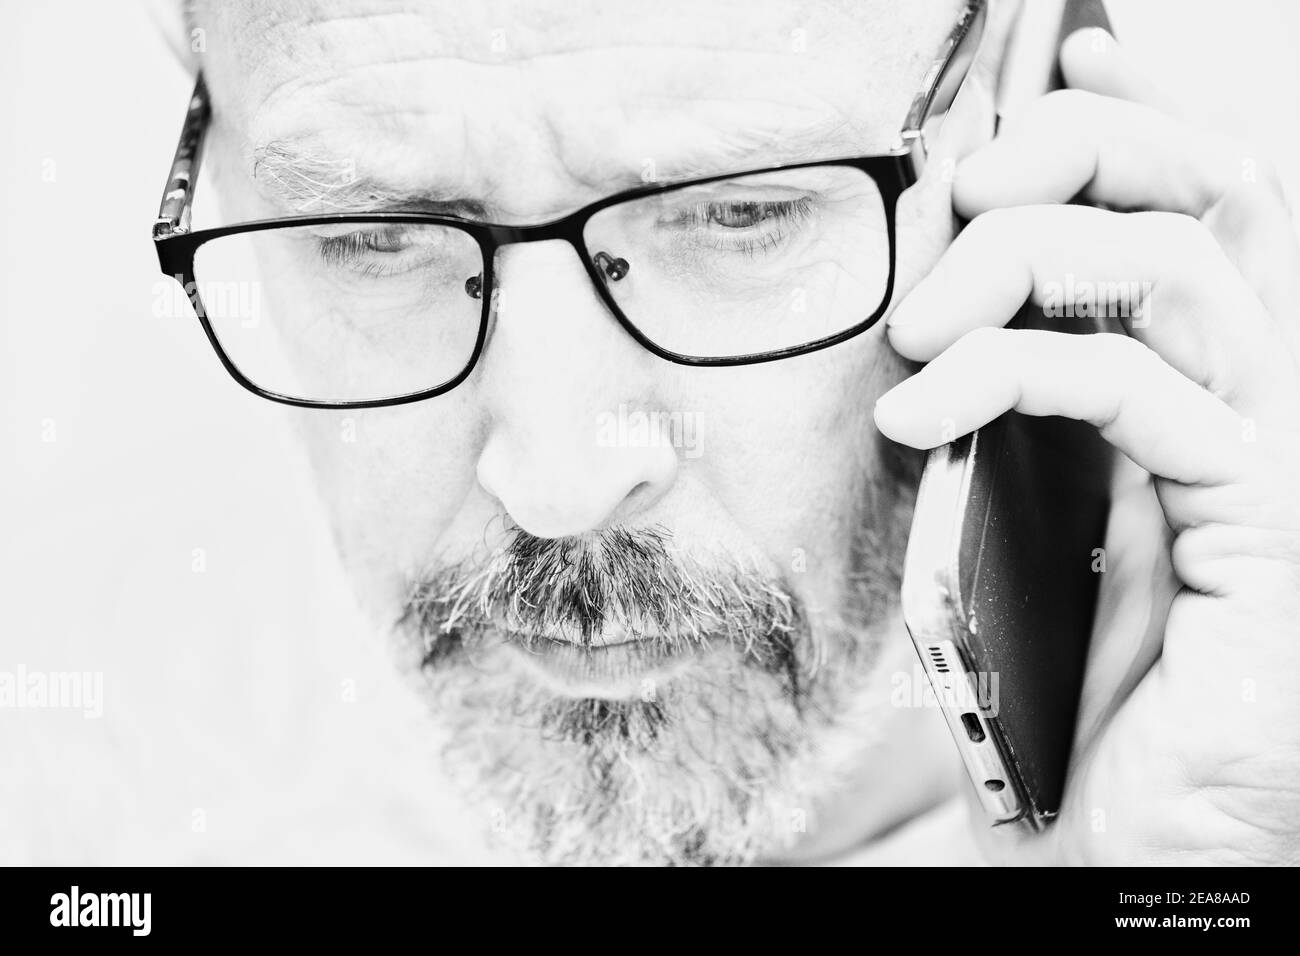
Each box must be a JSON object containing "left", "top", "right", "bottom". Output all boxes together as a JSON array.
[{"left": 614, "top": 480, "right": 653, "bottom": 519}]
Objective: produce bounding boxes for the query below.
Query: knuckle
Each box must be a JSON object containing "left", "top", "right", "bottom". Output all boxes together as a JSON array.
[
  {"left": 1236, "top": 147, "right": 1286, "bottom": 201},
  {"left": 1138, "top": 210, "right": 1217, "bottom": 258},
  {"left": 955, "top": 324, "right": 1005, "bottom": 355},
  {"left": 960, "top": 205, "right": 1022, "bottom": 244},
  {"left": 1092, "top": 331, "right": 1155, "bottom": 373},
  {"left": 1215, "top": 176, "right": 1294, "bottom": 232},
  {"left": 999, "top": 89, "right": 1096, "bottom": 140},
  {"left": 1031, "top": 87, "right": 1096, "bottom": 124}
]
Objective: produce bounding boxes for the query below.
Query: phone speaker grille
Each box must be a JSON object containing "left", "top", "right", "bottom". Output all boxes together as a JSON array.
[{"left": 927, "top": 645, "right": 950, "bottom": 674}]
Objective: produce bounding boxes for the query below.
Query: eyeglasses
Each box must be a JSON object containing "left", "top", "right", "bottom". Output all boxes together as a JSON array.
[{"left": 152, "top": 0, "right": 984, "bottom": 409}]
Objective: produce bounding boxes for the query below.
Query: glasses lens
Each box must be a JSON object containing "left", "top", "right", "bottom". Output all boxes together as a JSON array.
[
  {"left": 192, "top": 222, "right": 484, "bottom": 403},
  {"left": 583, "top": 165, "right": 890, "bottom": 358}
]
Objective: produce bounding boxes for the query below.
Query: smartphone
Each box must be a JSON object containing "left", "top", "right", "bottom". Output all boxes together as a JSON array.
[
  {"left": 900, "top": 0, "right": 1115, "bottom": 829},
  {"left": 902, "top": 397, "right": 1115, "bottom": 828}
]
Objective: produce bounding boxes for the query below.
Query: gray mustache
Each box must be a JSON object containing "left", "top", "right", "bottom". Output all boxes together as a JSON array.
[{"left": 401, "top": 524, "right": 800, "bottom": 670}]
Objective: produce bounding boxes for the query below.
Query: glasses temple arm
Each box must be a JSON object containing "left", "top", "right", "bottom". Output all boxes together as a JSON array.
[
  {"left": 153, "top": 74, "right": 211, "bottom": 239},
  {"left": 897, "top": 0, "right": 986, "bottom": 160}
]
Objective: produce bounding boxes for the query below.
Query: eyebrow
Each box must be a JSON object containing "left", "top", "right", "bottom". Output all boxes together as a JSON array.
[
  {"left": 251, "top": 141, "right": 487, "bottom": 217},
  {"left": 250, "top": 113, "right": 870, "bottom": 218}
]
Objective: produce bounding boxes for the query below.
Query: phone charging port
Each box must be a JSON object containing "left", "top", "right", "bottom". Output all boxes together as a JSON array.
[{"left": 960, "top": 712, "right": 985, "bottom": 743}]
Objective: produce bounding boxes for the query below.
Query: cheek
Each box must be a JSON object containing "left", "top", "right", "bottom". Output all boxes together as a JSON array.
[
  {"left": 891, "top": 146, "right": 964, "bottom": 307},
  {"left": 685, "top": 325, "right": 905, "bottom": 583},
  {"left": 293, "top": 396, "right": 484, "bottom": 606},
  {"left": 679, "top": 162, "right": 956, "bottom": 576}
]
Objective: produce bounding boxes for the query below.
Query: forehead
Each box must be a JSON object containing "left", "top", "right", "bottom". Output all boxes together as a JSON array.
[{"left": 195, "top": 0, "right": 962, "bottom": 215}]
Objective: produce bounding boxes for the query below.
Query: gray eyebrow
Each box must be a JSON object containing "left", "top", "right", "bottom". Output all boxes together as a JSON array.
[{"left": 251, "top": 140, "right": 485, "bottom": 217}]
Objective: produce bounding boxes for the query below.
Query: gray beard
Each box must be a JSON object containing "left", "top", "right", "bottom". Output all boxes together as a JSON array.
[{"left": 399, "top": 442, "right": 919, "bottom": 866}]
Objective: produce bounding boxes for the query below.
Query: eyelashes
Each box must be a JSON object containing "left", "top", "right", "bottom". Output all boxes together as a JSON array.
[
  {"left": 317, "top": 227, "right": 418, "bottom": 276},
  {"left": 670, "top": 197, "right": 816, "bottom": 255},
  {"left": 677, "top": 197, "right": 814, "bottom": 229}
]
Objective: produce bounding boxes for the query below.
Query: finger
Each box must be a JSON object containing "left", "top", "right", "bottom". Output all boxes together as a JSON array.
[
  {"left": 1071, "top": 467, "right": 1176, "bottom": 756},
  {"left": 957, "top": 28, "right": 1300, "bottom": 339},
  {"left": 1201, "top": 180, "right": 1300, "bottom": 348},
  {"left": 886, "top": 205, "right": 1299, "bottom": 420},
  {"left": 954, "top": 88, "right": 1262, "bottom": 220},
  {"left": 1058, "top": 27, "right": 1183, "bottom": 117},
  {"left": 873, "top": 328, "right": 1250, "bottom": 487},
  {"left": 954, "top": 85, "right": 1300, "bottom": 337}
]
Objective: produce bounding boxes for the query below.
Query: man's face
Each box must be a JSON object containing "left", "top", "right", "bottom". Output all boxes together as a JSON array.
[{"left": 195, "top": 0, "right": 966, "bottom": 864}]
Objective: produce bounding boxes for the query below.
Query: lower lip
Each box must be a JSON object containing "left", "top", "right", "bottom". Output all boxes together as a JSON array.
[{"left": 502, "top": 632, "right": 708, "bottom": 695}]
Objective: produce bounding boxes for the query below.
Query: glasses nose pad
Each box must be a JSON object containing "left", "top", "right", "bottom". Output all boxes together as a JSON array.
[
  {"left": 592, "top": 251, "right": 630, "bottom": 282},
  {"left": 464, "top": 273, "right": 483, "bottom": 299}
]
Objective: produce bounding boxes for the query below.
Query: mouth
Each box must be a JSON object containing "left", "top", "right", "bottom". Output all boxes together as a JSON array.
[{"left": 500, "top": 622, "right": 713, "bottom": 696}]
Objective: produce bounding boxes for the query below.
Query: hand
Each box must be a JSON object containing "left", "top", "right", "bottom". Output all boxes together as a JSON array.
[{"left": 874, "top": 28, "right": 1300, "bottom": 865}]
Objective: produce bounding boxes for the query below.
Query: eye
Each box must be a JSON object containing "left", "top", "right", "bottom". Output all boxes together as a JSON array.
[
  {"left": 667, "top": 197, "right": 815, "bottom": 255},
  {"left": 691, "top": 200, "right": 808, "bottom": 229},
  {"left": 315, "top": 226, "right": 432, "bottom": 277}
]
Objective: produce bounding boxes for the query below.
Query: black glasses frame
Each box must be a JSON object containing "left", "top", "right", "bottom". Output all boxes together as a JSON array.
[{"left": 153, "top": 0, "right": 985, "bottom": 409}]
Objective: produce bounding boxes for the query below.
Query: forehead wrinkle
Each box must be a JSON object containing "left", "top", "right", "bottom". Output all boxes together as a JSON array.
[
  {"left": 245, "top": 54, "right": 877, "bottom": 215},
  {"left": 232, "top": 19, "right": 826, "bottom": 127},
  {"left": 214, "top": 1, "right": 966, "bottom": 220},
  {"left": 217, "top": 2, "right": 879, "bottom": 70},
  {"left": 553, "top": 91, "right": 877, "bottom": 195},
  {"left": 248, "top": 42, "right": 864, "bottom": 119},
  {"left": 249, "top": 109, "right": 870, "bottom": 221},
  {"left": 203, "top": 0, "right": 967, "bottom": 114},
  {"left": 231, "top": 2, "right": 940, "bottom": 140},
  {"left": 613, "top": 114, "right": 865, "bottom": 182}
]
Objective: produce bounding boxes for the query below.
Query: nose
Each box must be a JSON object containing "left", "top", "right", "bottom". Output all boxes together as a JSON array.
[{"left": 474, "top": 240, "right": 679, "bottom": 539}]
